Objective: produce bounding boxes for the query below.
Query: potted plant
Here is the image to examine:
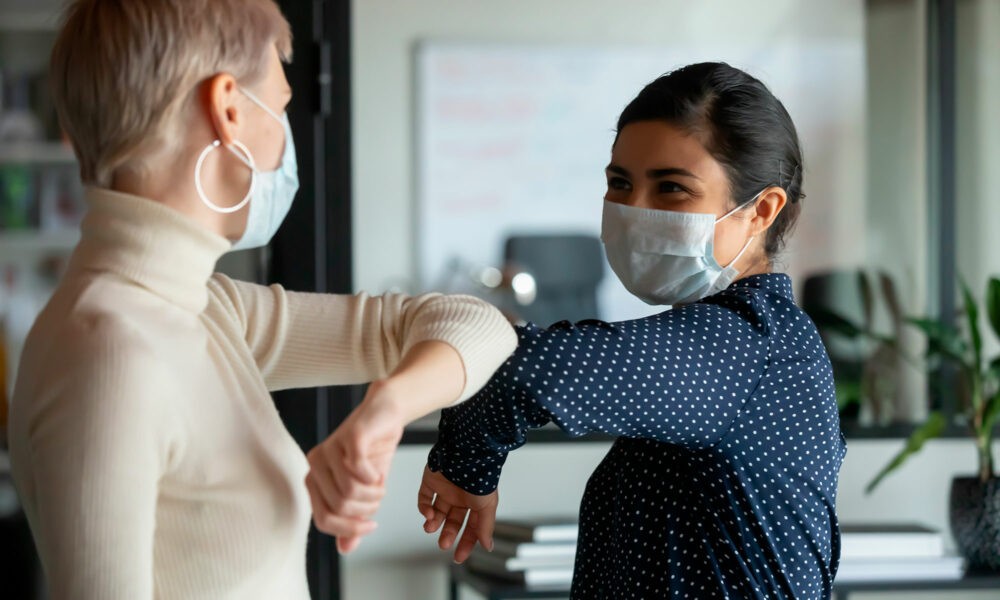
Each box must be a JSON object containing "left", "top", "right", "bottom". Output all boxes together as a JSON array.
[
  {"left": 804, "top": 270, "right": 926, "bottom": 425},
  {"left": 858, "top": 277, "right": 1000, "bottom": 571}
]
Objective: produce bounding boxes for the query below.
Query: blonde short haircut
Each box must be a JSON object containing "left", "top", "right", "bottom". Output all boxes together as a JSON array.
[{"left": 51, "top": 0, "right": 292, "bottom": 187}]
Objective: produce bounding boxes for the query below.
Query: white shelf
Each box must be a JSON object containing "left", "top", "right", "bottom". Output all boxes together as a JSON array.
[
  {"left": 0, "top": 230, "right": 79, "bottom": 260},
  {"left": 0, "top": 142, "right": 76, "bottom": 166}
]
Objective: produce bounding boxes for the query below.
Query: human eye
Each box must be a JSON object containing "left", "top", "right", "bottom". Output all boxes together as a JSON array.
[
  {"left": 607, "top": 176, "right": 631, "bottom": 192},
  {"left": 658, "top": 180, "right": 687, "bottom": 194}
]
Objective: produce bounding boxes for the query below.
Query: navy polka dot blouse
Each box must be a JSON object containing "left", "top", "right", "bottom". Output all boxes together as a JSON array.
[{"left": 428, "top": 273, "right": 847, "bottom": 599}]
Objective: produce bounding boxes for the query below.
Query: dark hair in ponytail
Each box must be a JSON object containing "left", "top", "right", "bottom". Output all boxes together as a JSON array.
[{"left": 616, "top": 62, "right": 805, "bottom": 258}]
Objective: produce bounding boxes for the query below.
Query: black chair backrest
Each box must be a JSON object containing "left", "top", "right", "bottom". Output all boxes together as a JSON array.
[{"left": 504, "top": 234, "right": 604, "bottom": 326}]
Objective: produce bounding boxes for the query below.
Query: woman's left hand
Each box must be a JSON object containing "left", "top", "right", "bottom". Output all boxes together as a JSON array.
[
  {"left": 305, "top": 380, "right": 405, "bottom": 554},
  {"left": 418, "top": 465, "right": 499, "bottom": 563}
]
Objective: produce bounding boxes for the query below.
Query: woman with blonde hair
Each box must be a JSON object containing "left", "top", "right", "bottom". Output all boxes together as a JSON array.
[{"left": 7, "top": 1, "right": 516, "bottom": 598}]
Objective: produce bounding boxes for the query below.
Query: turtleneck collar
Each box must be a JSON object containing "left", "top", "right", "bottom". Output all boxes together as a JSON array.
[{"left": 67, "top": 187, "right": 232, "bottom": 314}]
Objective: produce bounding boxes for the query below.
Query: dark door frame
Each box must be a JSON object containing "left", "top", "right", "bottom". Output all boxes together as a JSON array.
[{"left": 271, "top": 1, "right": 354, "bottom": 598}]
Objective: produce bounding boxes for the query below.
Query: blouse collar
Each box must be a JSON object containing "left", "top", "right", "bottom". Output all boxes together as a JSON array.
[{"left": 728, "top": 273, "right": 795, "bottom": 301}]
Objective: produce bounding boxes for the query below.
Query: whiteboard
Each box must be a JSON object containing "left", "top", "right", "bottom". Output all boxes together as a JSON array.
[{"left": 415, "top": 42, "right": 865, "bottom": 322}]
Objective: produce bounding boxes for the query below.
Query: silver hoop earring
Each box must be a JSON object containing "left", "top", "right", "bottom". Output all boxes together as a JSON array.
[{"left": 194, "top": 139, "right": 257, "bottom": 214}]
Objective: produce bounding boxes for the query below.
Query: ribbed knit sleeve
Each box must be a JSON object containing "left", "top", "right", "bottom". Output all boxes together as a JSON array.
[{"left": 206, "top": 275, "right": 517, "bottom": 401}]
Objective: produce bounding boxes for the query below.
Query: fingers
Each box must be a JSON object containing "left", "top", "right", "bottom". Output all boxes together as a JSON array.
[
  {"left": 337, "top": 535, "right": 362, "bottom": 555},
  {"left": 417, "top": 484, "right": 437, "bottom": 522},
  {"left": 438, "top": 505, "right": 469, "bottom": 550},
  {"left": 307, "top": 451, "right": 385, "bottom": 520},
  {"left": 306, "top": 475, "right": 378, "bottom": 539},
  {"left": 343, "top": 449, "right": 380, "bottom": 485},
  {"left": 453, "top": 510, "right": 481, "bottom": 563},
  {"left": 424, "top": 496, "right": 452, "bottom": 534},
  {"left": 473, "top": 502, "right": 497, "bottom": 553},
  {"left": 328, "top": 434, "right": 381, "bottom": 486}
]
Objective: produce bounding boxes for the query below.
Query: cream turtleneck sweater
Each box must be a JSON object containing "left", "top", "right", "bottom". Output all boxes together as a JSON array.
[{"left": 8, "top": 188, "right": 516, "bottom": 599}]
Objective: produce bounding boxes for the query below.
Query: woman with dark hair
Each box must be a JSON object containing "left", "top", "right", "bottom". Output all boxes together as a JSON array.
[{"left": 413, "top": 62, "right": 847, "bottom": 599}]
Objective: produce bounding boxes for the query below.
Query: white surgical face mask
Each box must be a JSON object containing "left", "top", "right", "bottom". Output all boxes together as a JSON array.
[
  {"left": 194, "top": 87, "right": 299, "bottom": 251},
  {"left": 600, "top": 192, "right": 762, "bottom": 306}
]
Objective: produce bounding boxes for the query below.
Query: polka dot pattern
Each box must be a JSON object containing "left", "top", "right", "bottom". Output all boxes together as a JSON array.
[{"left": 429, "top": 273, "right": 847, "bottom": 598}]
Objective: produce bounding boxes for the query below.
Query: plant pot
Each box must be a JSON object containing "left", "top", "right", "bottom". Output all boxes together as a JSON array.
[{"left": 949, "top": 475, "right": 1000, "bottom": 572}]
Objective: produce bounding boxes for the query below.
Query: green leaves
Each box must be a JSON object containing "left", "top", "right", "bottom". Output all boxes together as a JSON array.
[
  {"left": 989, "top": 356, "right": 1000, "bottom": 384},
  {"left": 987, "top": 277, "right": 1000, "bottom": 341},
  {"left": 960, "top": 278, "right": 983, "bottom": 373},
  {"left": 865, "top": 412, "right": 947, "bottom": 494},
  {"left": 864, "top": 276, "right": 1000, "bottom": 491},
  {"left": 984, "top": 392, "right": 1000, "bottom": 438},
  {"left": 906, "top": 317, "right": 968, "bottom": 365}
]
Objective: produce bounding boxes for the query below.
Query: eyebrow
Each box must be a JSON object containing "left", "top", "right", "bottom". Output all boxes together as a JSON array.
[{"left": 605, "top": 164, "right": 701, "bottom": 181}]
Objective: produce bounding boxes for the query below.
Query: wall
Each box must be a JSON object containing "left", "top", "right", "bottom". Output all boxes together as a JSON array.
[
  {"left": 351, "top": 0, "right": 868, "bottom": 295},
  {"left": 957, "top": 0, "right": 1000, "bottom": 360}
]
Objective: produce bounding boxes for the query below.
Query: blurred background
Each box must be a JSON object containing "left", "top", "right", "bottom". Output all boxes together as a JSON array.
[{"left": 0, "top": 0, "right": 998, "bottom": 598}]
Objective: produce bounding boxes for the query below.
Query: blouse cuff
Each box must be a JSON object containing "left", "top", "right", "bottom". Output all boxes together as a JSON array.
[{"left": 427, "top": 407, "right": 509, "bottom": 495}]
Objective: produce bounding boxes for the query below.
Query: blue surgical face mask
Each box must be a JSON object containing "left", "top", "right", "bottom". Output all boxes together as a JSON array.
[
  {"left": 194, "top": 87, "right": 299, "bottom": 251},
  {"left": 600, "top": 191, "right": 762, "bottom": 306}
]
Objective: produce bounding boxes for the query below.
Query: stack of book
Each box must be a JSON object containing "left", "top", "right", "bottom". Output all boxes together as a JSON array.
[
  {"left": 467, "top": 518, "right": 578, "bottom": 589},
  {"left": 467, "top": 519, "right": 966, "bottom": 587},
  {"left": 837, "top": 523, "right": 964, "bottom": 582}
]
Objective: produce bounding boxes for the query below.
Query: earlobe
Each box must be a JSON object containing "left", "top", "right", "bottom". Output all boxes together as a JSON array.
[{"left": 205, "top": 73, "right": 240, "bottom": 147}]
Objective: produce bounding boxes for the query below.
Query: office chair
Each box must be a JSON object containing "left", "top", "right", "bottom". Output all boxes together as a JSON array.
[{"left": 503, "top": 233, "right": 604, "bottom": 327}]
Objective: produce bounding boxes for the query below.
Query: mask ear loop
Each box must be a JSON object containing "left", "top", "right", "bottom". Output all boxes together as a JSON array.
[
  {"left": 723, "top": 235, "right": 755, "bottom": 269},
  {"left": 715, "top": 188, "right": 766, "bottom": 269},
  {"left": 716, "top": 188, "right": 766, "bottom": 224},
  {"left": 240, "top": 87, "right": 284, "bottom": 123},
  {"left": 195, "top": 139, "right": 257, "bottom": 214}
]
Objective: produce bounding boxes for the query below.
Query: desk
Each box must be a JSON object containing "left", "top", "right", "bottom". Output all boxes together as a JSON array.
[{"left": 449, "top": 563, "right": 1000, "bottom": 600}]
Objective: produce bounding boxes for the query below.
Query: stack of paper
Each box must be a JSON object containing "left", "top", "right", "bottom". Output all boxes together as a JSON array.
[
  {"left": 837, "top": 523, "right": 964, "bottom": 582},
  {"left": 467, "top": 518, "right": 577, "bottom": 589}
]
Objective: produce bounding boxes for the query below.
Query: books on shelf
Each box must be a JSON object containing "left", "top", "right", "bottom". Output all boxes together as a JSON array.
[
  {"left": 492, "top": 517, "right": 579, "bottom": 544},
  {"left": 467, "top": 548, "right": 574, "bottom": 589},
  {"left": 468, "top": 548, "right": 574, "bottom": 573},
  {"left": 836, "top": 555, "right": 965, "bottom": 582},
  {"left": 470, "top": 563, "right": 575, "bottom": 588},
  {"left": 491, "top": 538, "right": 577, "bottom": 560},
  {"left": 839, "top": 523, "right": 944, "bottom": 559},
  {"left": 466, "top": 519, "right": 968, "bottom": 588},
  {"left": 466, "top": 517, "right": 578, "bottom": 589},
  {"left": 836, "top": 522, "right": 964, "bottom": 583}
]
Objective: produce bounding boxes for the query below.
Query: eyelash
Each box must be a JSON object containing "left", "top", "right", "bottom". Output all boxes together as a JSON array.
[
  {"left": 607, "top": 177, "right": 631, "bottom": 191},
  {"left": 606, "top": 177, "right": 687, "bottom": 195},
  {"left": 658, "top": 181, "right": 686, "bottom": 194}
]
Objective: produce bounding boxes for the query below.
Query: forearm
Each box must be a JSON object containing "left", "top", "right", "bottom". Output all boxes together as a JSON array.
[
  {"left": 209, "top": 276, "right": 516, "bottom": 394},
  {"left": 372, "top": 340, "right": 466, "bottom": 424},
  {"left": 428, "top": 370, "right": 553, "bottom": 495}
]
